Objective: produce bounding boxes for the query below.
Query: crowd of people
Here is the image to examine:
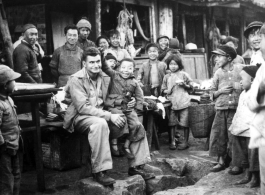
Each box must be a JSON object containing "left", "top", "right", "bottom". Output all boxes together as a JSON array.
[{"left": 1, "top": 16, "right": 265, "bottom": 194}]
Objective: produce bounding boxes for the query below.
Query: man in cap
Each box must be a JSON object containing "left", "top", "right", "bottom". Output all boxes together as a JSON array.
[
  {"left": 209, "top": 45, "right": 243, "bottom": 172},
  {"left": 0, "top": 65, "right": 23, "bottom": 195},
  {"left": 243, "top": 21, "right": 264, "bottom": 66},
  {"left": 247, "top": 22, "right": 265, "bottom": 193},
  {"left": 49, "top": 24, "right": 83, "bottom": 87},
  {"left": 13, "top": 24, "right": 42, "bottom": 83},
  {"left": 76, "top": 17, "right": 96, "bottom": 51}
]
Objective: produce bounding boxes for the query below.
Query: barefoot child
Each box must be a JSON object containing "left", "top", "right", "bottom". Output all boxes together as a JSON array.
[
  {"left": 0, "top": 65, "right": 22, "bottom": 194},
  {"left": 137, "top": 43, "right": 167, "bottom": 97},
  {"left": 102, "top": 58, "right": 145, "bottom": 159},
  {"left": 228, "top": 66, "right": 260, "bottom": 187},
  {"left": 161, "top": 54, "right": 193, "bottom": 150}
]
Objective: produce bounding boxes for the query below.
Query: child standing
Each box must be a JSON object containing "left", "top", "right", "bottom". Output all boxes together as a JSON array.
[
  {"left": 228, "top": 66, "right": 259, "bottom": 187},
  {"left": 161, "top": 54, "right": 193, "bottom": 150},
  {"left": 0, "top": 65, "right": 22, "bottom": 194},
  {"left": 137, "top": 43, "right": 167, "bottom": 97},
  {"left": 209, "top": 45, "right": 243, "bottom": 172},
  {"left": 102, "top": 58, "right": 145, "bottom": 159}
]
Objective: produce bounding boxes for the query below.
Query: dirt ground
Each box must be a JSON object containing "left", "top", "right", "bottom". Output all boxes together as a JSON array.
[{"left": 20, "top": 132, "right": 214, "bottom": 195}]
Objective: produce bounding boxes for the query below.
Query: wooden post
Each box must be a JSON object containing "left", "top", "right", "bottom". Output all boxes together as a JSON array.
[
  {"left": 225, "top": 9, "right": 230, "bottom": 36},
  {"left": 95, "top": 0, "right": 101, "bottom": 38},
  {"left": 0, "top": 0, "right": 14, "bottom": 69},
  {"left": 150, "top": 1, "right": 157, "bottom": 42},
  {"left": 159, "top": 0, "right": 173, "bottom": 37},
  {"left": 241, "top": 7, "right": 246, "bottom": 54},
  {"left": 182, "top": 14, "right": 187, "bottom": 46},
  {"left": 203, "top": 13, "right": 208, "bottom": 56}
]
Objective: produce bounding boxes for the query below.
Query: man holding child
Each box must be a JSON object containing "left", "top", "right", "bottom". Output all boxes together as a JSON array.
[{"left": 63, "top": 47, "right": 154, "bottom": 186}]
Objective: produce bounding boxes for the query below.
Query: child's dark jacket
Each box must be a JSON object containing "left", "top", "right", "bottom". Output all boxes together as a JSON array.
[
  {"left": 0, "top": 95, "right": 21, "bottom": 150},
  {"left": 102, "top": 62, "right": 144, "bottom": 111}
]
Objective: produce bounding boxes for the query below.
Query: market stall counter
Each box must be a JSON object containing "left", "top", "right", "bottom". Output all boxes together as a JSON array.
[{"left": 11, "top": 83, "right": 61, "bottom": 192}]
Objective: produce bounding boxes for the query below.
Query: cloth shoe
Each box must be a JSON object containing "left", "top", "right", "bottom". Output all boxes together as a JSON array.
[
  {"left": 93, "top": 171, "right": 116, "bottom": 186},
  {"left": 128, "top": 167, "right": 155, "bottom": 180},
  {"left": 123, "top": 146, "right": 135, "bottom": 159},
  {"left": 110, "top": 144, "right": 121, "bottom": 157},
  {"left": 210, "top": 163, "right": 226, "bottom": 172},
  {"left": 228, "top": 167, "right": 243, "bottom": 175}
]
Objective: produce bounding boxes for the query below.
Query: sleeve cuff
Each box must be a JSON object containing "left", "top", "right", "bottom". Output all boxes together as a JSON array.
[
  {"left": 104, "top": 111, "right": 112, "bottom": 121},
  {"left": 0, "top": 135, "right": 5, "bottom": 145}
]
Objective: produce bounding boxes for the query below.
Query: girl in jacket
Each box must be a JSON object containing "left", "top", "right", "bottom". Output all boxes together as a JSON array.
[{"left": 161, "top": 54, "right": 193, "bottom": 150}]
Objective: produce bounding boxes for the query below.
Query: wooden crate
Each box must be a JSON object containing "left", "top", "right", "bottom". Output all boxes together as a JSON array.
[{"left": 42, "top": 130, "right": 81, "bottom": 171}]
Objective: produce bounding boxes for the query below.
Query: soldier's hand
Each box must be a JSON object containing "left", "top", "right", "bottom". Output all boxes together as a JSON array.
[{"left": 110, "top": 114, "right": 126, "bottom": 128}]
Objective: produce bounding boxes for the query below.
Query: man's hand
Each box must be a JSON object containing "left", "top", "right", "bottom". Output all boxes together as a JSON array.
[
  {"left": 110, "top": 114, "right": 126, "bottom": 128},
  {"left": 127, "top": 97, "right": 136, "bottom": 109},
  {"left": 219, "top": 86, "right": 233, "bottom": 94}
]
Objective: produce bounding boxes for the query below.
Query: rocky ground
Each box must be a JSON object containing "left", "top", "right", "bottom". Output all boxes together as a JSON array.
[{"left": 20, "top": 133, "right": 261, "bottom": 195}]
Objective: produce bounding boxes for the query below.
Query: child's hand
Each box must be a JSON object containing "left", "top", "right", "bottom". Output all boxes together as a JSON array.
[
  {"left": 163, "top": 89, "right": 169, "bottom": 94},
  {"left": 138, "top": 82, "right": 144, "bottom": 88},
  {"left": 220, "top": 86, "right": 233, "bottom": 94}
]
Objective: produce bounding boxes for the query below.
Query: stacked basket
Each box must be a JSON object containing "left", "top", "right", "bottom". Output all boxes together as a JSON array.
[{"left": 188, "top": 103, "right": 215, "bottom": 138}]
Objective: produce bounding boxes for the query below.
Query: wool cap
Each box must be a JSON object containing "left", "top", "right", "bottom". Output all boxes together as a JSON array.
[
  {"left": 244, "top": 21, "right": 263, "bottom": 38},
  {"left": 145, "top": 43, "right": 159, "bottom": 52},
  {"left": 105, "top": 53, "right": 117, "bottom": 61},
  {"left": 76, "top": 17, "right": 92, "bottom": 31},
  {"left": 22, "top": 24, "right": 37, "bottom": 33},
  {"left": 157, "top": 35, "right": 169, "bottom": 43},
  {"left": 242, "top": 65, "right": 259, "bottom": 78},
  {"left": 0, "top": 65, "right": 21, "bottom": 84},
  {"left": 212, "top": 45, "right": 237, "bottom": 60}
]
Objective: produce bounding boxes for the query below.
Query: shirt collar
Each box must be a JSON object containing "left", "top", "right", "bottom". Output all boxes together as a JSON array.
[
  {"left": 64, "top": 42, "right": 77, "bottom": 51},
  {"left": 221, "top": 63, "right": 234, "bottom": 72},
  {"left": 0, "top": 93, "right": 8, "bottom": 100}
]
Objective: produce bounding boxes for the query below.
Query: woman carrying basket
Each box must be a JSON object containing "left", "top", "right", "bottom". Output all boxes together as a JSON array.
[{"left": 161, "top": 54, "right": 193, "bottom": 150}]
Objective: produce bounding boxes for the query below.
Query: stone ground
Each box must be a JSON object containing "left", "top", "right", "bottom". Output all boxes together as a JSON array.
[{"left": 20, "top": 133, "right": 261, "bottom": 195}]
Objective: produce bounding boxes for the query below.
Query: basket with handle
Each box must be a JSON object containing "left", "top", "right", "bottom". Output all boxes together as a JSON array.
[{"left": 188, "top": 103, "right": 215, "bottom": 138}]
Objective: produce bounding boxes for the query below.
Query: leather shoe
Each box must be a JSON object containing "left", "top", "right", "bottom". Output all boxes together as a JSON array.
[
  {"left": 93, "top": 171, "right": 116, "bottom": 186},
  {"left": 128, "top": 167, "right": 155, "bottom": 180}
]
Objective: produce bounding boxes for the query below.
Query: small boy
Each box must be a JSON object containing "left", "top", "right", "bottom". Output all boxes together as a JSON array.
[
  {"left": 223, "top": 36, "right": 245, "bottom": 65},
  {"left": 209, "top": 45, "right": 243, "bottom": 172},
  {"left": 137, "top": 43, "right": 167, "bottom": 97},
  {"left": 104, "top": 29, "right": 131, "bottom": 68},
  {"left": 102, "top": 58, "right": 145, "bottom": 159},
  {"left": 0, "top": 65, "right": 22, "bottom": 194},
  {"left": 105, "top": 53, "right": 117, "bottom": 70},
  {"left": 228, "top": 66, "right": 259, "bottom": 187}
]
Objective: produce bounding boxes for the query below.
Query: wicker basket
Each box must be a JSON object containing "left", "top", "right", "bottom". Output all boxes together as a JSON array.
[{"left": 188, "top": 103, "right": 215, "bottom": 138}]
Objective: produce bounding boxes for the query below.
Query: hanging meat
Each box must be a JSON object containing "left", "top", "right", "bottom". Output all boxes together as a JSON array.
[{"left": 207, "top": 19, "right": 221, "bottom": 51}]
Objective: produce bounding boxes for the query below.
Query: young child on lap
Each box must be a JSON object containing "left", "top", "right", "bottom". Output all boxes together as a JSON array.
[
  {"left": 161, "top": 54, "right": 193, "bottom": 150},
  {"left": 103, "top": 57, "right": 145, "bottom": 159}
]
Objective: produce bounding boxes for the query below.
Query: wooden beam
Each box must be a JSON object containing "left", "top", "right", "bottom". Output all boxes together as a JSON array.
[
  {"left": 240, "top": 7, "right": 246, "bottom": 54},
  {"left": 0, "top": 0, "right": 14, "bottom": 68},
  {"left": 182, "top": 14, "right": 187, "bottom": 46},
  {"left": 150, "top": 0, "right": 157, "bottom": 42},
  {"left": 95, "top": 0, "right": 101, "bottom": 38},
  {"left": 225, "top": 9, "right": 229, "bottom": 36},
  {"left": 159, "top": 0, "right": 173, "bottom": 38},
  {"left": 203, "top": 14, "right": 208, "bottom": 56}
]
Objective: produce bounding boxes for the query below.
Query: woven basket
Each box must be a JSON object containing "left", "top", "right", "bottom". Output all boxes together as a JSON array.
[{"left": 188, "top": 103, "right": 215, "bottom": 138}]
